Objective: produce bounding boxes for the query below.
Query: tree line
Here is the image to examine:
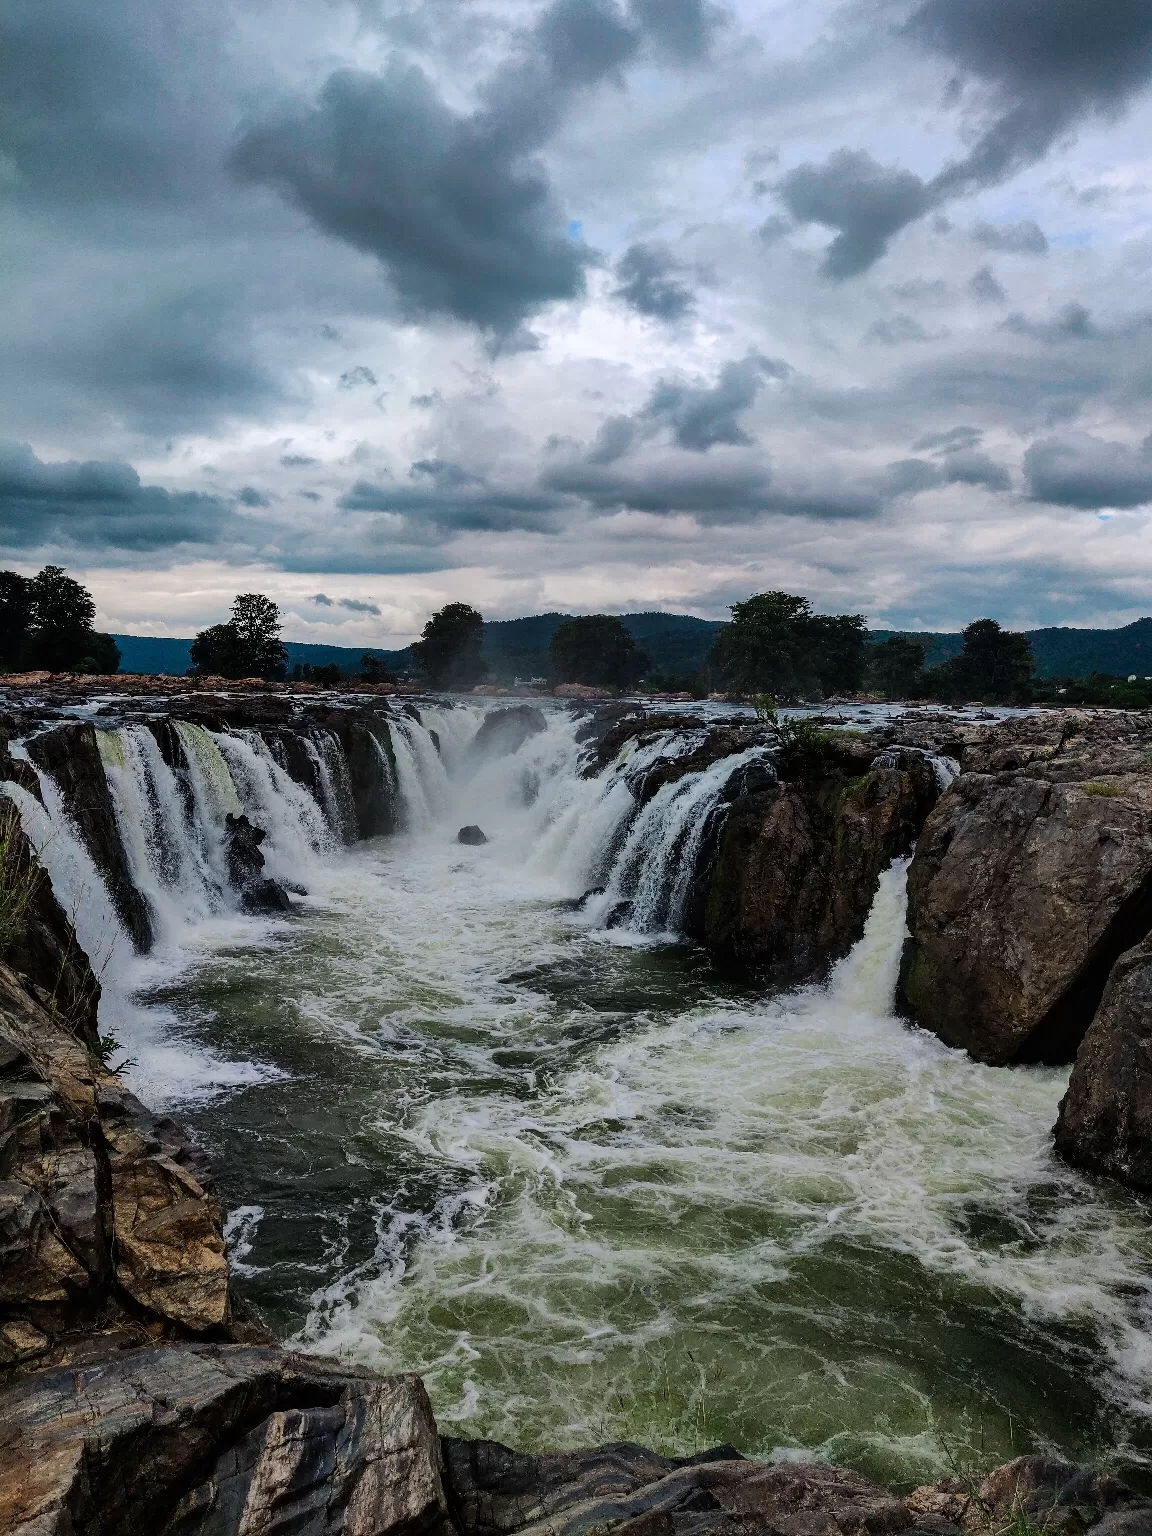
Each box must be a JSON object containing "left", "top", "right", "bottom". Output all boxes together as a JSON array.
[
  {"left": 0, "top": 567, "right": 120, "bottom": 674},
  {"left": 402, "top": 594, "right": 1038, "bottom": 703}
]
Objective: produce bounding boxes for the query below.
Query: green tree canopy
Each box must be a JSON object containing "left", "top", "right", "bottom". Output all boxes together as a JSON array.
[
  {"left": 411, "top": 603, "right": 487, "bottom": 688},
  {"left": 708, "top": 591, "right": 867, "bottom": 700},
  {"left": 190, "top": 592, "right": 288, "bottom": 680},
  {"left": 923, "top": 618, "right": 1034, "bottom": 703},
  {"left": 549, "top": 614, "right": 648, "bottom": 688},
  {"left": 1, "top": 565, "right": 121, "bottom": 674},
  {"left": 865, "top": 636, "right": 926, "bottom": 699}
]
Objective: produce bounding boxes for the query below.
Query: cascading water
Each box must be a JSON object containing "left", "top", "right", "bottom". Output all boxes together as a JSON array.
[{"left": 10, "top": 697, "right": 1152, "bottom": 1484}]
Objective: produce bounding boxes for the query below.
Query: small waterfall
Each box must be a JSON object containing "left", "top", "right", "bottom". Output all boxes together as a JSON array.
[
  {"left": 312, "top": 730, "right": 357, "bottom": 843},
  {"left": 584, "top": 746, "right": 772, "bottom": 935},
  {"left": 1, "top": 772, "right": 129, "bottom": 981},
  {"left": 388, "top": 716, "right": 453, "bottom": 832},
  {"left": 209, "top": 730, "right": 335, "bottom": 880},
  {"left": 826, "top": 858, "right": 910, "bottom": 1015}
]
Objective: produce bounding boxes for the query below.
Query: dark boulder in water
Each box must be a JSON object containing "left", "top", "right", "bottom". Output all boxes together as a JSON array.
[
  {"left": 224, "top": 812, "right": 293, "bottom": 912},
  {"left": 458, "top": 824, "right": 489, "bottom": 845},
  {"left": 471, "top": 705, "right": 546, "bottom": 760}
]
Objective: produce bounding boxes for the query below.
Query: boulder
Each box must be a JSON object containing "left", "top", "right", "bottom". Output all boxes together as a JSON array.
[
  {"left": 471, "top": 706, "right": 547, "bottom": 761},
  {"left": 442, "top": 1437, "right": 909, "bottom": 1536},
  {"left": 223, "top": 813, "right": 292, "bottom": 914},
  {"left": 901, "top": 715, "right": 1152, "bottom": 1063},
  {"left": 906, "top": 1455, "right": 1152, "bottom": 1536},
  {"left": 458, "top": 825, "right": 489, "bottom": 846},
  {"left": 0, "top": 1343, "right": 455, "bottom": 1536},
  {"left": 698, "top": 746, "right": 940, "bottom": 978},
  {"left": 1055, "top": 934, "right": 1152, "bottom": 1189}
]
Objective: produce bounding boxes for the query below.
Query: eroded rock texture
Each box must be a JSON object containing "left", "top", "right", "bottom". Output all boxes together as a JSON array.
[
  {"left": 698, "top": 742, "right": 941, "bottom": 978},
  {"left": 0, "top": 1344, "right": 454, "bottom": 1536},
  {"left": 901, "top": 713, "right": 1152, "bottom": 1064}
]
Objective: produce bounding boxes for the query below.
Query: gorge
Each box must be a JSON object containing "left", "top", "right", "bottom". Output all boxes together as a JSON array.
[{"left": 4, "top": 687, "right": 1152, "bottom": 1533}]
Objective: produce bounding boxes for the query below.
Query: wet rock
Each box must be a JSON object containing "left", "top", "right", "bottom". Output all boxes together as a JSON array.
[
  {"left": 1055, "top": 934, "right": 1152, "bottom": 1190},
  {"left": 698, "top": 747, "right": 940, "bottom": 978},
  {"left": 0, "top": 1342, "right": 455, "bottom": 1536},
  {"left": 471, "top": 706, "right": 547, "bottom": 761},
  {"left": 906, "top": 1456, "right": 1152, "bottom": 1536},
  {"left": 458, "top": 825, "right": 489, "bottom": 846},
  {"left": 24, "top": 721, "right": 153, "bottom": 951},
  {"left": 223, "top": 813, "right": 292, "bottom": 914},
  {"left": 900, "top": 715, "right": 1152, "bottom": 1064},
  {"left": 444, "top": 1438, "right": 909, "bottom": 1536}
]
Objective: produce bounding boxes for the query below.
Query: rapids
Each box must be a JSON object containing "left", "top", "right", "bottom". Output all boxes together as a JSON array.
[{"left": 6, "top": 700, "right": 1152, "bottom": 1486}]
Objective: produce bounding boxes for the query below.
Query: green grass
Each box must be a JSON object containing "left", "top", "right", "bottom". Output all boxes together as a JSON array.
[{"left": 1083, "top": 782, "right": 1122, "bottom": 797}]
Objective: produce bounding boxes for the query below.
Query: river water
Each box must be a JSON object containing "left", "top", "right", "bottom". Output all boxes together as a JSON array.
[{"left": 9, "top": 699, "right": 1152, "bottom": 1488}]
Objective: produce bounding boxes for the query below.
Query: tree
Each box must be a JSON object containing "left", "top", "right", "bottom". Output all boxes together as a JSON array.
[
  {"left": 549, "top": 615, "right": 648, "bottom": 688},
  {"left": 708, "top": 591, "right": 867, "bottom": 700},
  {"left": 411, "top": 603, "right": 487, "bottom": 688},
  {"left": 923, "top": 618, "right": 1034, "bottom": 703},
  {"left": 0, "top": 573, "right": 31, "bottom": 670},
  {"left": 866, "top": 636, "right": 925, "bottom": 699},
  {"left": 16, "top": 565, "right": 120, "bottom": 673},
  {"left": 190, "top": 592, "right": 288, "bottom": 680},
  {"left": 359, "top": 653, "right": 394, "bottom": 683}
]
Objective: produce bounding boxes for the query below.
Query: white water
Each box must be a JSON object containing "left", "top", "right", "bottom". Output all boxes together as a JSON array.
[{"left": 7, "top": 700, "right": 1152, "bottom": 1479}]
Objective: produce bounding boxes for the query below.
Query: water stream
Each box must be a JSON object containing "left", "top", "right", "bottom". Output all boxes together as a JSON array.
[{"left": 7, "top": 701, "right": 1152, "bottom": 1487}]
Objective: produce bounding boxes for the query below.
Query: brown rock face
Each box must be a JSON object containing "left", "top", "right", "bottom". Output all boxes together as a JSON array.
[
  {"left": 0, "top": 1343, "right": 454, "bottom": 1536},
  {"left": 698, "top": 746, "right": 940, "bottom": 978},
  {"left": 1055, "top": 934, "right": 1152, "bottom": 1189},
  {"left": 901, "top": 715, "right": 1152, "bottom": 1064}
]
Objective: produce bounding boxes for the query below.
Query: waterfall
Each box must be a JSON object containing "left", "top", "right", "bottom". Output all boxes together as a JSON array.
[
  {"left": 582, "top": 746, "right": 772, "bottom": 935},
  {"left": 826, "top": 857, "right": 910, "bottom": 1015},
  {"left": 1, "top": 770, "right": 129, "bottom": 981}
]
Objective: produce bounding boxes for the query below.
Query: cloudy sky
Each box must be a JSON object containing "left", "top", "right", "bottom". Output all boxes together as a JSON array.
[{"left": 3, "top": 0, "right": 1152, "bottom": 646}]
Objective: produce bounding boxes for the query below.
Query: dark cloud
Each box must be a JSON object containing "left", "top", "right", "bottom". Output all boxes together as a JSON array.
[
  {"left": 339, "top": 366, "right": 378, "bottom": 389},
  {"left": 886, "top": 447, "right": 1010, "bottom": 495},
  {"left": 972, "top": 219, "right": 1048, "bottom": 254},
  {"left": 339, "top": 596, "right": 381, "bottom": 614},
  {"left": 865, "top": 314, "right": 932, "bottom": 346},
  {"left": 777, "top": 151, "right": 932, "bottom": 278},
  {"left": 232, "top": 0, "right": 650, "bottom": 335},
  {"left": 1002, "top": 301, "right": 1095, "bottom": 342},
  {"left": 783, "top": 2, "right": 1152, "bottom": 279},
  {"left": 907, "top": 0, "right": 1152, "bottom": 200},
  {"left": 757, "top": 214, "right": 792, "bottom": 246},
  {"left": 968, "top": 265, "right": 1007, "bottom": 304},
  {"left": 613, "top": 243, "right": 696, "bottom": 321},
  {"left": 588, "top": 416, "right": 638, "bottom": 464},
  {"left": 1024, "top": 432, "right": 1152, "bottom": 509},
  {"left": 339, "top": 471, "right": 565, "bottom": 531},
  {"left": 643, "top": 352, "right": 791, "bottom": 450},
  {"left": 410, "top": 391, "right": 443, "bottom": 409},
  {"left": 312, "top": 592, "right": 334, "bottom": 606},
  {"left": 238, "top": 486, "right": 271, "bottom": 507},
  {"left": 0, "top": 441, "right": 231, "bottom": 551},
  {"left": 280, "top": 454, "right": 319, "bottom": 468},
  {"left": 913, "top": 425, "right": 984, "bottom": 452},
  {"left": 627, "top": 0, "right": 720, "bottom": 63}
]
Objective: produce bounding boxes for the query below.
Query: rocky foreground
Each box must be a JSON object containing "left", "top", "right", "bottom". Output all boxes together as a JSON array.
[{"left": 4, "top": 691, "right": 1152, "bottom": 1530}]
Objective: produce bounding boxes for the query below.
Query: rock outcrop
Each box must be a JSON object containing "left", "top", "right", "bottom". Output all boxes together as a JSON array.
[
  {"left": 900, "top": 713, "right": 1152, "bottom": 1063},
  {"left": 1054, "top": 934, "right": 1152, "bottom": 1189},
  {"left": 0, "top": 1343, "right": 453, "bottom": 1536},
  {"left": 905, "top": 1454, "right": 1152, "bottom": 1536},
  {"left": 224, "top": 813, "right": 292, "bottom": 914},
  {"left": 471, "top": 707, "right": 547, "bottom": 761},
  {"left": 457, "top": 825, "right": 489, "bottom": 846},
  {"left": 696, "top": 740, "right": 941, "bottom": 978}
]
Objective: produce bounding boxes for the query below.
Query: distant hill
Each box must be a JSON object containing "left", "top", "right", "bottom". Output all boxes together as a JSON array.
[
  {"left": 873, "top": 619, "right": 1152, "bottom": 679},
  {"left": 112, "top": 614, "right": 1152, "bottom": 682}
]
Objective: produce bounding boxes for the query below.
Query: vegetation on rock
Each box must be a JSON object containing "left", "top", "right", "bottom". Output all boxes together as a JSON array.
[
  {"left": 412, "top": 602, "right": 487, "bottom": 688},
  {"left": 190, "top": 592, "right": 289, "bottom": 680}
]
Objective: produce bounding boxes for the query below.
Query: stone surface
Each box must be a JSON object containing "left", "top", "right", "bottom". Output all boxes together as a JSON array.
[
  {"left": 470, "top": 707, "right": 547, "bottom": 761},
  {"left": 0, "top": 1343, "right": 455, "bottom": 1536},
  {"left": 698, "top": 745, "right": 940, "bottom": 978},
  {"left": 458, "top": 825, "right": 489, "bottom": 846},
  {"left": 443, "top": 1438, "right": 910, "bottom": 1536},
  {"left": 901, "top": 714, "right": 1152, "bottom": 1063},
  {"left": 224, "top": 813, "right": 293, "bottom": 915},
  {"left": 907, "top": 1456, "right": 1152, "bottom": 1536},
  {"left": 1055, "top": 933, "right": 1152, "bottom": 1188}
]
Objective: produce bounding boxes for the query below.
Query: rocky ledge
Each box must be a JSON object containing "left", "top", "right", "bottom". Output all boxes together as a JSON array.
[{"left": 4, "top": 1338, "right": 1150, "bottom": 1536}]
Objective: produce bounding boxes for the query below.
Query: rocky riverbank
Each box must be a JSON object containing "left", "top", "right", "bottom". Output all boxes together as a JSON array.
[{"left": 4, "top": 689, "right": 1152, "bottom": 1532}]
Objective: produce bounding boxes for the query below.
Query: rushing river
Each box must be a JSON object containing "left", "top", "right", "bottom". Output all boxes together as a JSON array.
[{"left": 9, "top": 699, "right": 1152, "bottom": 1489}]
